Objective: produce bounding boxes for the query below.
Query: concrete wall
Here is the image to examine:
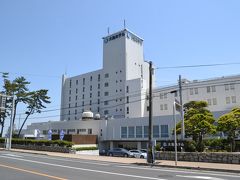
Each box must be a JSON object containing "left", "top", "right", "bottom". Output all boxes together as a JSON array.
[{"left": 156, "top": 152, "right": 240, "bottom": 164}]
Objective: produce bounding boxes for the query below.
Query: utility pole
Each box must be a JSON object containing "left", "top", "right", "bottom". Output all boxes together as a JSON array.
[
  {"left": 179, "top": 75, "right": 185, "bottom": 140},
  {"left": 8, "top": 94, "right": 15, "bottom": 150},
  {"left": 147, "top": 61, "right": 153, "bottom": 164}
]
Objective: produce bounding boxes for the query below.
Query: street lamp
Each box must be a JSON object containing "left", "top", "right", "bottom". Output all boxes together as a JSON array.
[{"left": 170, "top": 91, "right": 181, "bottom": 166}]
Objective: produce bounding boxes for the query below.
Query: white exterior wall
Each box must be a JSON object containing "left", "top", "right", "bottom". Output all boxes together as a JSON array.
[
  {"left": 152, "top": 75, "right": 240, "bottom": 116},
  {"left": 60, "top": 29, "right": 149, "bottom": 121}
]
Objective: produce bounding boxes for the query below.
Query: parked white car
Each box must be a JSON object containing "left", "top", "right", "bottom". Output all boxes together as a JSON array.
[{"left": 129, "top": 150, "right": 147, "bottom": 159}]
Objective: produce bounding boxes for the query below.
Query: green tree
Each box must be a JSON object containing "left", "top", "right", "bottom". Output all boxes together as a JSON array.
[
  {"left": 17, "top": 89, "right": 51, "bottom": 137},
  {"left": 217, "top": 107, "right": 240, "bottom": 152},
  {"left": 179, "top": 101, "right": 216, "bottom": 152},
  {"left": 4, "top": 76, "right": 30, "bottom": 128}
]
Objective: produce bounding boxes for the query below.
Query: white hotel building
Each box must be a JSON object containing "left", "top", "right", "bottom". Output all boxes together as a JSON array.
[{"left": 25, "top": 29, "right": 240, "bottom": 149}]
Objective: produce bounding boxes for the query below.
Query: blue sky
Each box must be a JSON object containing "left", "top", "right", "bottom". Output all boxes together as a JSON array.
[{"left": 0, "top": 0, "right": 240, "bottom": 129}]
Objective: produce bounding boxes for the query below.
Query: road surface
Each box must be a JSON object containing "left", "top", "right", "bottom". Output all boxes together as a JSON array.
[{"left": 0, "top": 150, "right": 239, "bottom": 180}]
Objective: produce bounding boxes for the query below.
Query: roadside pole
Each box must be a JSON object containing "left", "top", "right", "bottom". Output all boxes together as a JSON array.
[
  {"left": 8, "top": 94, "right": 15, "bottom": 150},
  {"left": 179, "top": 75, "right": 185, "bottom": 140},
  {"left": 147, "top": 61, "right": 154, "bottom": 164},
  {"left": 173, "top": 101, "right": 178, "bottom": 166}
]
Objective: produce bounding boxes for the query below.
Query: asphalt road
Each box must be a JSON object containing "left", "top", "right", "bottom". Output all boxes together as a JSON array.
[{"left": 0, "top": 150, "right": 239, "bottom": 180}]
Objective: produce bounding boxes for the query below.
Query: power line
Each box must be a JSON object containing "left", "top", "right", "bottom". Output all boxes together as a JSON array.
[{"left": 155, "top": 62, "right": 240, "bottom": 70}]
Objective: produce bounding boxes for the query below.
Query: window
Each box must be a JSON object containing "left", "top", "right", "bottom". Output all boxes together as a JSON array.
[
  {"left": 153, "top": 125, "right": 159, "bottom": 138},
  {"left": 97, "top": 107, "right": 100, "bottom": 112},
  {"left": 128, "top": 126, "right": 135, "bottom": 138},
  {"left": 164, "top": 93, "right": 167, "bottom": 99},
  {"left": 98, "top": 99, "right": 100, "bottom": 104},
  {"left": 82, "top": 101, "right": 84, "bottom": 106},
  {"left": 207, "top": 86, "right": 211, "bottom": 93},
  {"left": 144, "top": 126, "right": 148, "bottom": 138},
  {"left": 126, "top": 107, "right": 129, "bottom": 114},
  {"left": 98, "top": 74, "right": 100, "bottom": 81},
  {"left": 75, "top": 102, "right": 77, "bottom": 107},
  {"left": 104, "top": 110, "right": 108, "bottom": 115},
  {"left": 98, "top": 84, "right": 100, "bottom": 89},
  {"left": 226, "top": 97, "right": 230, "bottom": 104},
  {"left": 90, "top": 100, "right": 92, "bottom": 105},
  {"left": 161, "top": 125, "right": 169, "bottom": 138},
  {"left": 69, "top": 90, "right": 71, "bottom": 95},
  {"left": 136, "top": 126, "right": 142, "bottom": 138},
  {"left": 164, "top": 104, "right": 168, "bottom": 110},
  {"left": 83, "top": 78, "right": 85, "bottom": 85},
  {"left": 69, "top": 97, "right": 71, "bottom": 102},
  {"left": 225, "top": 84, "right": 229, "bottom": 91},
  {"left": 230, "top": 84, "right": 235, "bottom": 90},
  {"left": 75, "top": 109, "right": 77, "bottom": 114},
  {"left": 90, "top": 93, "right": 92, "bottom": 98},
  {"left": 126, "top": 86, "right": 129, "bottom": 93},
  {"left": 90, "top": 76, "right": 92, "bottom": 81},
  {"left": 207, "top": 99, "right": 211, "bottom": 106},
  {"left": 104, "top": 92, "right": 109, "bottom": 96},
  {"left": 194, "top": 88, "right": 198, "bottom": 94},
  {"left": 88, "top": 129, "right": 92, "bottom": 135},
  {"left": 76, "top": 80, "right": 78, "bottom": 85},
  {"left": 90, "top": 85, "right": 92, "bottom": 91},
  {"left": 104, "top": 73, "right": 109, "bottom": 78},
  {"left": 212, "top": 86, "right": 216, "bottom": 92},
  {"left": 104, "top": 101, "right": 108, "bottom": 105},
  {"left": 121, "top": 127, "right": 127, "bottom": 138},
  {"left": 126, "top": 96, "right": 129, "bottom": 103},
  {"left": 70, "top": 80, "right": 72, "bottom": 88},
  {"left": 69, "top": 104, "right": 71, "bottom": 108},
  {"left": 82, "top": 94, "right": 84, "bottom": 99},
  {"left": 232, "top": 96, "right": 236, "bottom": 103},
  {"left": 160, "top": 104, "right": 163, "bottom": 110},
  {"left": 74, "top": 116, "right": 77, "bottom": 120},
  {"left": 83, "top": 87, "right": 85, "bottom": 92},
  {"left": 76, "top": 88, "right": 78, "bottom": 94},
  {"left": 190, "top": 88, "right": 193, "bottom": 95},
  {"left": 75, "top": 96, "right": 78, "bottom": 100},
  {"left": 98, "top": 91, "right": 100, "bottom": 97},
  {"left": 213, "top": 98, "right": 217, "bottom": 105},
  {"left": 68, "top": 110, "right": 70, "bottom": 115},
  {"left": 104, "top": 82, "right": 109, "bottom": 87},
  {"left": 160, "top": 93, "right": 163, "bottom": 99}
]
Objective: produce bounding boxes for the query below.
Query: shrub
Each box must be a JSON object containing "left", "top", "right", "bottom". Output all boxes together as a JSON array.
[
  {"left": 73, "top": 147, "right": 98, "bottom": 151},
  {"left": 0, "top": 138, "right": 73, "bottom": 147}
]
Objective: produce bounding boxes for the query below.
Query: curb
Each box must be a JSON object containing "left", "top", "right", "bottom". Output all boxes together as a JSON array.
[{"left": 134, "top": 162, "right": 240, "bottom": 174}]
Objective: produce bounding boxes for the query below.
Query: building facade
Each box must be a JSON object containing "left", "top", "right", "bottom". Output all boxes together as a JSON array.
[
  {"left": 60, "top": 29, "right": 151, "bottom": 121},
  {"left": 25, "top": 28, "right": 240, "bottom": 149}
]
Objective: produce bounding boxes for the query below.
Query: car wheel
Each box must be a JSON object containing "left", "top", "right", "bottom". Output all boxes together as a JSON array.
[
  {"left": 140, "top": 155, "right": 144, "bottom": 159},
  {"left": 124, "top": 154, "right": 128, "bottom": 157},
  {"left": 109, "top": 153, "right": 113, "bottom": 156}
]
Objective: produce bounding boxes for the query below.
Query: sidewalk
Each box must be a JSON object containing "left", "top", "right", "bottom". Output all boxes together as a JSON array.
[{"left": 2, "top": 148, "right": 240, "bottom": 173}]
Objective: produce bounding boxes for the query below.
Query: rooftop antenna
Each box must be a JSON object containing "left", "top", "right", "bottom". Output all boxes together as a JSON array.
[
  {"left": 65, "top": 65, "right": 68, "bottom": 75},
  {"left": 107, "top": 27, "right": 110, "bottom": 35},
  {"left": 124, "top": 19, "right": 126, "bottom": 29}
]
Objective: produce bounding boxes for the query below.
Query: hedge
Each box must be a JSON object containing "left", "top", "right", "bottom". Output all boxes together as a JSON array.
[
  {"left": 0, "top": 138, "right": 73, "bottom": 147},
  {"left": 73, "top": 147, "right": 98, "bottom": 151}
]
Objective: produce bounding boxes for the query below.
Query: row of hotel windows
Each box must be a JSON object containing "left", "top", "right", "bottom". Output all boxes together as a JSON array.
[
  {"left": 120, "top": 125, "right": 169, "bottom": 139},
  {"left": 160, "top": 96, "right": 237, "bottom": 111},
  {"left": 69, "top": 71, "right": 123, "bottom": 88},
  {"left": 159, "top": 84, "right": 236, "bottom": 99}
]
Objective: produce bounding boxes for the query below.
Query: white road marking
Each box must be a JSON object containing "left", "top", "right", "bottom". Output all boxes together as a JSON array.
[
  {"left": 0, "top": 155, "right": 166, "bottom": 180},
  {"left": 176, "top": 175, "right": 225, "bottom": 180},
  {"left": 116, "top": 165, "right": 240, "bottom": 178},
  {"left": 2, "top": 153, "right": 23, "bottom": 158},
  {"left": 2, "top": 152, "right": 112, "bottom": 166}
]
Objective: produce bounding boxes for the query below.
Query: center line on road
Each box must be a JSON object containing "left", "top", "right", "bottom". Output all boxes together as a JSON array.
[
  {"left": 0, "top": 163, "right": 68, "bottom": 180},
  {"left": 0, "top": 155, "right": 167, "bottom": 180}
]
